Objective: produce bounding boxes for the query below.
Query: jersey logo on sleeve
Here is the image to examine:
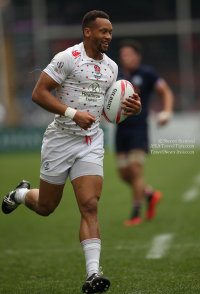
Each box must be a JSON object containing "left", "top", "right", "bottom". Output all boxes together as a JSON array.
[
  {"left": 54, "top": 61, "right": 64, "bottom": 74},
  {"left": 72, "top": 50, "right": 81, "bottom": 59},
  {"left": 57, "top": 62, "right": 64, "bottom": 69}
]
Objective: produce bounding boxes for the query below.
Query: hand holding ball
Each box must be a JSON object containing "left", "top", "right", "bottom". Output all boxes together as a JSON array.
[{"left": 103, "top": 80, "right": 141, "bottom": 124}]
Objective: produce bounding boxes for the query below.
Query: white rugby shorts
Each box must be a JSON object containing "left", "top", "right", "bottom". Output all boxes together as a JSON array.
[{"left": 40, "top": 123, "right": 104, "bottom": 184}]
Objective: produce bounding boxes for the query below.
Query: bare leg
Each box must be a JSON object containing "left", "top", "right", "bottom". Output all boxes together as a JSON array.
[
  {"left": 117, "top": 150, "right": 146, "bottom": 221},
  {"left": 72, "top": 175, "right": 103, "bottom": 242},
  {"left": 117, "top": 153, "right": 131, "bottom": 184},
  {"left": 72, "top": 175, "right": 104, "bottom": 282},
  {"left": 129, "top": 161, "right": 145, "bottom": 202},
  {"left": 25, "top": 179, "right": 65, "bottom": 216},
  {"left": 119, "top": 163, "right": 145, "bottom": 201}
]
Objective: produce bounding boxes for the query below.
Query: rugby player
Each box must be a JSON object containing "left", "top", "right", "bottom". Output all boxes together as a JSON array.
[
  {"left": 116, "top": 39, "right": 174, "bottom": 226},
  {"left": 2, "top": 11, "right": 141, "bottom": 293}
]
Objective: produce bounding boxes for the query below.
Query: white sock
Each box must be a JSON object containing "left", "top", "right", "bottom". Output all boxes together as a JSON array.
[
  {"left": 81, "top": 238, "right": 101, "bottom": 278},
  {"left": 14, "top": 188, "right": 29, "bottom": 205}
]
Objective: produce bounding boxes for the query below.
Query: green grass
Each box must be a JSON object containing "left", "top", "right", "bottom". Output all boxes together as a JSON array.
[{"left": 0, "top": 150, "right": 200, "bottom": 293}]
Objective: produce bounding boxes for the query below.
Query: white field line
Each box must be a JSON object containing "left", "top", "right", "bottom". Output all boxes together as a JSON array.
[
  {"left": 3, "top": 241, "right": 200, "bottom": 257},
  {"left": 146, "top": 234, "right": 174, "bottom": 259},
  {"left": 182, "top": 172, "right": 200, "bottom": 202},
  {"left": 1, "top": 245, "right": 148, "bottom": 256},
  {"left": 182, "top": 187, "right": 199, "bottom": 202}
]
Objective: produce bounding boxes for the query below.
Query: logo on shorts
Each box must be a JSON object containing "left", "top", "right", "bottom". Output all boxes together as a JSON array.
[
  {"left": 94, "top": 65, "right": 102, "bottom": 79},
  {"left": 44, "top": 162, "right": 50, "bottom": 171}
]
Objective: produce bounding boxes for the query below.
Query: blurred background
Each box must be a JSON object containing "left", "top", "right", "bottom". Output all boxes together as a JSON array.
[{"left": 0, "top": 0, "right": 200, "bottom": 151}]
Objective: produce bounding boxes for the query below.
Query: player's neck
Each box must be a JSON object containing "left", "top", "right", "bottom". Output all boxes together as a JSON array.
[{"left": 83, "top": 41, "right": 103, "bottom": 61}]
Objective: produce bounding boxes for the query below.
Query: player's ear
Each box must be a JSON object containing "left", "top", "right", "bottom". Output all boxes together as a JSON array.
[{"left": 84, "top": 27, "right": 91, "bottom": 38}]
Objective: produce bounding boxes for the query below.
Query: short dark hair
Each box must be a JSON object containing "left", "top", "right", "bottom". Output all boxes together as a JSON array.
[
  {"left": 119, "top": 39, "right": 143, "bottom": 55},
  {"left": 82, "top": 10, "right": 109, "bottom": 34}
]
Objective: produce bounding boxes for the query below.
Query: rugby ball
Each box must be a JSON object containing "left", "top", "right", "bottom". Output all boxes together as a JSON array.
[{"left": 103, "top": 80, "right": 135, "bottom": 124}]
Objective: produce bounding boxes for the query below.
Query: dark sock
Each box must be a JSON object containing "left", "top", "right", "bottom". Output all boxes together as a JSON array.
[
  {"left": 147, "top": 192, "right": 153, "bottom": 203},
  {"left": 145, "top": 187, "right": 153, "bottom": 203},
  {"left": 131, "top": 200, "right": 141, "bottom": 219}
]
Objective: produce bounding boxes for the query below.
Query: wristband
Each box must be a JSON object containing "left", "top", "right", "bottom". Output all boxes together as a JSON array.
[
  {"left": 157, "top": 111, "right": 172, "bottom": 123},
  {"left": 64, "top": 107, "right": 77, "bottom": 119}
]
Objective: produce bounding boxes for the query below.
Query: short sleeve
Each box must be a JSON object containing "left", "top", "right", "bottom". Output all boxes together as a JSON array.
[{"left": 43, "top": 51, "right": 74, "bottom": 84}]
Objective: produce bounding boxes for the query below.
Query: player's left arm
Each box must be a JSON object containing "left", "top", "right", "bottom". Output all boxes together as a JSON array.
[{"left": 154, "top": 78, "right": 174, "bottom": 125}]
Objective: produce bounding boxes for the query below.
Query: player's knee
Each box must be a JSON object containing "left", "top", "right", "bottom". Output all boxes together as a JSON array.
[
  {"left": 82, "top": 197, "right": 99, "bottom": 215},
  {"left": 120, "top": 172, "right": 129, "bottom": 182},
  {"left": 119, "top": 168, "right": 130, "bottom": 183},
  {"left": 38, "top": 204, "right": 56, "bottom": 217},
  {"left": 130, "top": 163, "right": 142, "bottom": 178}
]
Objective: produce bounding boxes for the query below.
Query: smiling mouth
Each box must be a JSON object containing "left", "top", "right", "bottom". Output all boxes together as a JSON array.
[{"left": 102, "top": 42, "right": 109, "bottom": 46}]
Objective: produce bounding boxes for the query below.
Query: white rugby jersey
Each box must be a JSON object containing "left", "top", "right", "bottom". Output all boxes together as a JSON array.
[{"left": 44, "top": 42, "right": 118, "bottom": 136}]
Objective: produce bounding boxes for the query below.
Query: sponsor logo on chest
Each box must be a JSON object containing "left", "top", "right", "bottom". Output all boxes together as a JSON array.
[{"left": 79, "top": 82, "right": 102, "bottom": 105}]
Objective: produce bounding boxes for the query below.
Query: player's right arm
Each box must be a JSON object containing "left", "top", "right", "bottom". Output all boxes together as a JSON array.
[
  {"left": 147, "top": 66, "right": 174, "bottom": 125},
  {"left": 32, "top": 55, "right": 96, "bottom": 130},
  {"left": 32, "top": 72, "right": 66, "bottom": 116}
]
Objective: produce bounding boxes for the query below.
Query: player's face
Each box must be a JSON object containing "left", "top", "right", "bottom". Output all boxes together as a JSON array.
[
  {"left": 120, "top": 47, "right": 141, "bottom": 71},
  {"left": 89, "top": 18, "right": 112, "bottom": 53}
]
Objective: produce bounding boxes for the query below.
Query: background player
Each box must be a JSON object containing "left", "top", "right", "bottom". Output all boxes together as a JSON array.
[
  {"left": 2, "top": 12, "right": 141, "bottom": 293},
  {"left": 116, "top": 39, "right": 174, "bottom": 226}
]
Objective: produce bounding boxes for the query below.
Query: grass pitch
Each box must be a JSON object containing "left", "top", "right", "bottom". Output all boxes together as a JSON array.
[{"left": 0, "top": 149, "right": 200, "bottom": 293}]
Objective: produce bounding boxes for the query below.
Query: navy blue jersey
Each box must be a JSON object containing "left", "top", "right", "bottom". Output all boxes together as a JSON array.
[{"left": 117, "top": 65, "right": 159, "bottom": 128}]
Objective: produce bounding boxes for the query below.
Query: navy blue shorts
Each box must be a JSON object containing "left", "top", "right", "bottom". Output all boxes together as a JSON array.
[{"left": 115, "top": 125, "right": 148, "bottom": 153}]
